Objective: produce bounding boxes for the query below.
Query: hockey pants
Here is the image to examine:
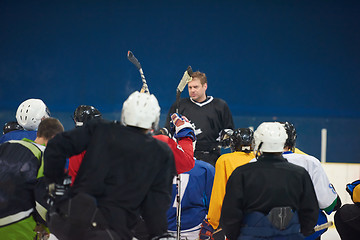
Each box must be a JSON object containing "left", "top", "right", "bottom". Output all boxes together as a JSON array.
[{"left": 238, "top": 207, "right": 304, "bottom": 240}]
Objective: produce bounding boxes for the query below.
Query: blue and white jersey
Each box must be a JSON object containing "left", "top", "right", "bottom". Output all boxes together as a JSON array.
[
  {"left": 167, "top": 159, "right": 215, "bottom": 231},
  {"left": 0, "top": 130, "right": 37, "bottom": 144},
  {"left": 283, "top": 151, "right": 337, "bottom": 210}
]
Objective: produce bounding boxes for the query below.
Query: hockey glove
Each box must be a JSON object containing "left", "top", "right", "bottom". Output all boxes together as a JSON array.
[
  {"left": 346, "top": 180, "right": 360, "bottom": 204},
  {"left": 46, "top": 176, "right": 72, "bottom": 206},
  {"left": 170, "top": 113, "right": 196, "bottom": 141},
  {"left": 199, "top": 219, "right": 215, "bottom": 240}
]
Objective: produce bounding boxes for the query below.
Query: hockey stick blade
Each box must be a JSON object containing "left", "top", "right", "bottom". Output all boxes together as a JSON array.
[
  {"left": 127, "top": 51, "right": 142, "bottom": 70},
  {"left": 127, "top": 50, "right": 149, "bottom": 93},
  {"left": 177, "top": 66, "right": 193, "bottom": 93}
]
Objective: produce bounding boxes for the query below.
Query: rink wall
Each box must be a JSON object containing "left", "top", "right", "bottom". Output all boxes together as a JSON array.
[
  {"left": 321, "top": 163, "right": 360, "bottom": 223},
  {"left": 322, "top": 163, "right": 360, "bottom": 205}
]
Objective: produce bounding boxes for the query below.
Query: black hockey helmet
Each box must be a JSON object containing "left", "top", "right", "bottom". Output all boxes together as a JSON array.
[
  {"left": 3, "top": 121, "right": 24, "bottom": 134},
  {"left": 280, "top": 121, "right": 297, "bottom": 152},
  {"left": 73, "top": 105, "right": 102, "bottom": 127},
  {"left": 232, "top": 128, "right": 254, "bottom": 153},
  {"left": 218, "top": 129, "right": 234, "bottom": 149}
]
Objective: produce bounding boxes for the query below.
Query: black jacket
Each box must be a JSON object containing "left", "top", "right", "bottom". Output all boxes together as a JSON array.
[
  {"left": 220, "top": 153, "right": 319, "bottom": 240},
  {"left": 44, "top": 119, "right": 176, "bottom": 239}
]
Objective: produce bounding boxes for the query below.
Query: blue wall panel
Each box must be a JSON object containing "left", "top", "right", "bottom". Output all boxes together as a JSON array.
[{"left": 1, "top": 1, "right": 360, "bottom": 162}]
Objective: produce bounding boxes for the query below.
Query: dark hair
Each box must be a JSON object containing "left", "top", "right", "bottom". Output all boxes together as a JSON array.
[
  {"left": 279, "top": 121, "right": 297, "bottom": 151},
  {"left": 37, "top": 118, "right": 64, "bottom": 140}
]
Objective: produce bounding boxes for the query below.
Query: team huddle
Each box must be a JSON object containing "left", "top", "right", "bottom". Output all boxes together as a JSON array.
[{"left": 0, "top": 71, "right": 359, "bottom": 240}]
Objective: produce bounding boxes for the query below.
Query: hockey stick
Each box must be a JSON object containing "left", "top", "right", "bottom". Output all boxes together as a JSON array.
[
  {"left": 175, "top": 66, "right": 193, "bottom": 240},
  {"left": 313, "top": 221, "right": 333, "bottom": 232},
  {"left": 127, "top": 50, "right": 149, "bottom": 93},
  {"left": 176, "top": 66, "right": 193, "bottom": 113}
]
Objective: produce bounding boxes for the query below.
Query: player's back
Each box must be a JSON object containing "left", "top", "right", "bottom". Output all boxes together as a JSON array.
[
  {"left": 167, "top": 159, "right": 215, "bottom": 231},
  {"left": 207, "top": 151, "right": 255, "bottom": 229},
  {"left": 72, "top": 122, "right": 175, "bottom": 202},
  {"left": 283, "top": 152, "right": 337, "bottom": 209}
]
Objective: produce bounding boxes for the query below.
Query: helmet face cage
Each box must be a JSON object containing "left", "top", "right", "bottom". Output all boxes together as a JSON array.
[
  {"left": 280, "top": 122, "right": 297, "bottom": 151},
  {"left": 73, "top": 105, "right": 102, "bottom": 127},
  {"left": 232, "top": 128, "right": 254, "bottom": 152}
]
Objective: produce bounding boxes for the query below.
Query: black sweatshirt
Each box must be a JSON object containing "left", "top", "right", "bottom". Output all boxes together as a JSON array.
[
  {"left": 220, "top": 153, "right": 319, "bottom": 240},
  {"left": 44, "top": 119, "right": 176, "bottom": 239}
]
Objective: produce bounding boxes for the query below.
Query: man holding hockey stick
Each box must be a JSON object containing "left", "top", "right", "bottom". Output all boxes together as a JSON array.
[
  {"left": 165, "top": 71, "right": 234, "bottom": 167},
  {"left": 133, "top": 67, "right": 197, "bottom": 240},
  {"left": 44, "top": 91, "right": 176, "bottom": 240},
  {"left": 127, "top": 54, "right": 196, "bottom": 240}
]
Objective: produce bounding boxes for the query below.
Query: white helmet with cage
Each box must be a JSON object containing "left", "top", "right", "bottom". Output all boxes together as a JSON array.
[
  {"left": 121, "top": 91, "right": 160, "bottom": 130},
  {"left": 16, "top": 98, "right": 50, "bottom": 131},
  {"left": 254, "top": 122, "right": 287, "bottom": 154}
]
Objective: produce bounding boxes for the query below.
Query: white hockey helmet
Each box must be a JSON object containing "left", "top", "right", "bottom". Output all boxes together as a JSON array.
[
  {"left": 254, "top": 122, "right": 287, "bottom": 153},
  {"left": 121, "top": 91, "right": 160, "bottom": 130},
  {"left": 16, "top": 99, "right": 50, "bottom": 131}
]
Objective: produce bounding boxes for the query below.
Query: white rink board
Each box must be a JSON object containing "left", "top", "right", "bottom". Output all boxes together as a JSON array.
[
  {"left": 322, "top": 163, "right": 360, "bottom": 206},
  {"left": 321, "top": 163, "right": 360, "bottom": 240}
]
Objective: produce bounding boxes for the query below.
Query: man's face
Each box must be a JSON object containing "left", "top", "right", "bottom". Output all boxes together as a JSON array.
[{"left": 188, "top": 78, "right": 207, "bottom": 102}]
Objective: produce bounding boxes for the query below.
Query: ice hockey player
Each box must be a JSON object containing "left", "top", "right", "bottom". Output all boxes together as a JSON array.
[
  {"left": 153, "top": 113, "right": 196, "bottom": 174},
  {"left": 220, "top": 122, "right": 319, "bottom": 240},
  {"left": 132, "top": 113, "right": 196, "bottom": 240},
  {"left": 165, "top": 71, "right": 234, "bottom": 166},
  {"left": 0, "top": 98, "right": 50, "bottom": 143},
  {"left": 0, "top": 118, "right": 64, "bottom": 240},
  {"left": 334, "top": 179, "right": 360, "bottom": 240},
  {"left": 200, "top": 128, "right": 255, "bottom": 240},
  {"left": 68, "top": 109, "right": 194, "bottom": 187},
  {"left": 68, "top": 105, "right": 102, "bottom": 184},
  {"left": 166, "top": 159, "right": 215, "bottom": 240},
  {"left": 43, "top": 91, "right": 176, "bottom": 240},
  {"left": 280, "top": 121, "right": 341, "bottom": 240}
]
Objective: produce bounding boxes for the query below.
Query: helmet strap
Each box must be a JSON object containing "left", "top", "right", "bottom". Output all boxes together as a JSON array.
[{"left": 255, "top": 142, "right": 263, "bottom": 160}]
